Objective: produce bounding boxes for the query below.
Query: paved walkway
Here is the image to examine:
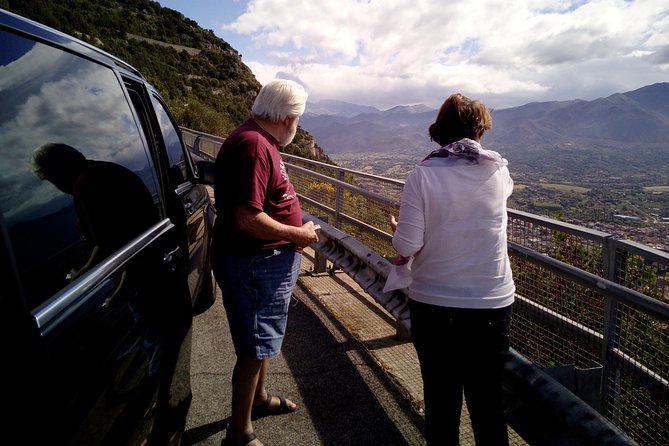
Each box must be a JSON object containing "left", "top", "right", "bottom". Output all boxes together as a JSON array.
[{"left": 183, "top": 249, "right": 526, "bottom": 445}]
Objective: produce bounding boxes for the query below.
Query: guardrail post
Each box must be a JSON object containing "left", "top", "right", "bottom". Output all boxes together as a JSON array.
[
  {"left": 309, "top": 216, "right": 329, "bottom": 275},
  {"left": 192, "top": 136, "right": 201, "bottom": 156},
  {"left": 600, "top": 237, "right": 624, "bottom": 424},
  {"left": 335, "top": 171, "right": 344, "bottom": 229},
  {"left": 545, "top": 361, "right": 603, "bottom": 410}
]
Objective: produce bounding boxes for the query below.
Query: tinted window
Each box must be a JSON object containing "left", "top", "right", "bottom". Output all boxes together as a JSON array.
[
  {"left": 152, "top": 95, "right": 189, "bottom": 185},
  {"left": 0, "top": 29, "right": 160, "bottom": 310}
]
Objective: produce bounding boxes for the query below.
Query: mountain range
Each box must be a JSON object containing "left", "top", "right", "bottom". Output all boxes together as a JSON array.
[{"left": 300, "top": 83, "right": 669, "bottom": 157}]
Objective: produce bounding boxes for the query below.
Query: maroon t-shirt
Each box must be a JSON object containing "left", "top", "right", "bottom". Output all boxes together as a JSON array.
[{"left": 213, "top": 118, "right": 302, "bottom": 254}]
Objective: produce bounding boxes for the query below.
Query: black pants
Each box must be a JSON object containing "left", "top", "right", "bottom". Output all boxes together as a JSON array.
[{"left": 410, "top": 300, "right": 512, "bottom": 446}]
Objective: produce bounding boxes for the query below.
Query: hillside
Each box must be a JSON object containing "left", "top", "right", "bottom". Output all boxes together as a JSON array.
[
  {"left": 490, "top": 84, "right": 669, "bottom": 145},
  {"left": 0, "top": 0, "right": 332, "bottom": 162}
]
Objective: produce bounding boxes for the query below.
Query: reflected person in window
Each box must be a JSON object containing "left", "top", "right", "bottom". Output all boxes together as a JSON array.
[{"left": 30, "top": 142, "right": 159, "bottom": 279}]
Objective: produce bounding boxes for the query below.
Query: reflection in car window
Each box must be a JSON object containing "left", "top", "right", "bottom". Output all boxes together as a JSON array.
[
  {"left": 152, "top": 95, "right": 188, "bottom": 185},
  {"left": 0, "top": 28, "right": 160, "bottom": 310}
]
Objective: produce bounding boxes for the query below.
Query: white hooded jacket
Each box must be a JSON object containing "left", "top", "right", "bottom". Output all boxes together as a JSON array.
[{"left": 392, "top": 139, "right": 515, "bottom": 309}]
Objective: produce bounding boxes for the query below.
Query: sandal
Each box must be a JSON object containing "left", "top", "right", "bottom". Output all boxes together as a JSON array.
[
  {"left": 251, "top": 393, "right": 297, "bottom": 420},
  {"left": 222, "top": 431, "right": 257, "bottom": 446}
]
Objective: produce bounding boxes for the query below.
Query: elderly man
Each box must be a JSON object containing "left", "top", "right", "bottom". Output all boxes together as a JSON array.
[{"left": 211, "top": 79, "right": 318, "bottom": 446}]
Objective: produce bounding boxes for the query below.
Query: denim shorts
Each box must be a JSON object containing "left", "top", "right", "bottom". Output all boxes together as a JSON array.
[{"left": 212, "top": 248, "right": 301, "bottom": 360}]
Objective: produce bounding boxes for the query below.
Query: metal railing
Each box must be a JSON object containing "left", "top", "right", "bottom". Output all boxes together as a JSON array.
[{"left": 181, "top": 127, "right": 669, "bottom": 446}]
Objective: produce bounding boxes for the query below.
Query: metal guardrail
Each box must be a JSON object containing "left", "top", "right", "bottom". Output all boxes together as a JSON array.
[
  {"left": 181, "top": 127, "right": 669, "bottom": 445},
  {"left": 180, "top": 127, "right": 222, "bottom": 161}
]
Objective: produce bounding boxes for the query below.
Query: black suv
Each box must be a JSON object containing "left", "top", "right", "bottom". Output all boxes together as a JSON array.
[{"left": 0, "top": 9, "right": 216, "bottom": 445}]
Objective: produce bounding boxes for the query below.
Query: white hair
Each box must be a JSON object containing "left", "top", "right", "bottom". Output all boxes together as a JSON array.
[{"left": 251, "top": 79, "right": 308, "bottom": 122}]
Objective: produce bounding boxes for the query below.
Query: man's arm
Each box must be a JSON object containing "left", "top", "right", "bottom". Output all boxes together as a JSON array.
[{"left": 236, "top": 205, "right": 319, "bottom": 248}]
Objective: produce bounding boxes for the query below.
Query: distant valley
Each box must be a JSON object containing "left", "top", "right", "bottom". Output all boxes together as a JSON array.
[
  {"left": 300, "top": 84, "right": 669, "bottom": 251},
  {"left": 301, "top": 83, "right": 669, "bottom": 183}
]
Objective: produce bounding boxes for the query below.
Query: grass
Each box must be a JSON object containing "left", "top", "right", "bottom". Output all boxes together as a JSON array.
[
  {"left": 539, "top": 183, "right": 591, "bottom": 193},
  {"left": 643, "top": 186, "right": 669, "bottom": 193}
]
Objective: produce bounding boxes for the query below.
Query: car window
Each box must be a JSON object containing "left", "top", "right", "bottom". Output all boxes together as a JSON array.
[
  {"left": 151, "top": 95, "right": 190, "bottom": 185},
  {"left": 0, "top": 28, "right": 161, "bottom": 311}
]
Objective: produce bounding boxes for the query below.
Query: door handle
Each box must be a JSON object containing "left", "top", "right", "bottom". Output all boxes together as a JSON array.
[{"left": 163, "top": 246, "right": 181, "bottom": 264}]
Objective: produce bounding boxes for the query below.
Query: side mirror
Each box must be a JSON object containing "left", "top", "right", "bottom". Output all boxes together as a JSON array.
[{"left": 195, "top": 160, "right": 215, "bottom": 185}]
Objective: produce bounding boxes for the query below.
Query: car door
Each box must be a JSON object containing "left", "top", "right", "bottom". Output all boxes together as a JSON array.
[
  {"left": 146, "top": 90, "right": 215, "bottom": 312},
  {"left": 0, "top": 24, "right": 191, "bottom": 445}
]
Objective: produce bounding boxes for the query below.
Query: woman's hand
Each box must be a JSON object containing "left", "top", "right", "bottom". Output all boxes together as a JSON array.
[{"left": 390, "top": 215, "right": 398, "bottom": 233}]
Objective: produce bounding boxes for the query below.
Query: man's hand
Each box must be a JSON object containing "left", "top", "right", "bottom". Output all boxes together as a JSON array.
[
  {"left": 295, "top": 220, "right": 319, "bottom": 248},
  {"left": 236, "top": 205, "right": 321, "bottom": 247}
]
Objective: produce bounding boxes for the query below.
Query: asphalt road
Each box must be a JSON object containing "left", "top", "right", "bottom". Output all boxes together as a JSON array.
[{"left": 181, "top": 280, "right": 426, "bottom": 446}]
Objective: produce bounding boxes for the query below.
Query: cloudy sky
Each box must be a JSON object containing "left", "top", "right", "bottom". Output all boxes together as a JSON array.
[{"left": 158, "top": 0, "right": 669, "bottom": 110}]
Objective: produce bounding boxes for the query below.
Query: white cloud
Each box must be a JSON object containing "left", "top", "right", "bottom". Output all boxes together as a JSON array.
[
  {"left": 1, "top": 44, "right": 151, "bottom": 223},
  {"left": 225, "top": 0, "right": 669, "bottom": 109}
]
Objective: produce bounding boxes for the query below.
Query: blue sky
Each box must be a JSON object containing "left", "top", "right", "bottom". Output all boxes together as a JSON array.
[{"left": 157, "top": 0, "right": 669, "bottom": 110}]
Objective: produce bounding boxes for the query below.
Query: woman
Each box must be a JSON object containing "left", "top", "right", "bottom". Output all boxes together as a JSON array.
[{"left": 391, "top": 93, "right": 515, "bottom": 445}]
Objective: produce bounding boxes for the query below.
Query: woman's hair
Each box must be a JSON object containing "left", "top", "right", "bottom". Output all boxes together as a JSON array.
[
  {"left": 428, "top": 93, "right": 492, "bottom": 146},
  {"left": 251, "top": 79, "right": 308, "bottom": 122}
]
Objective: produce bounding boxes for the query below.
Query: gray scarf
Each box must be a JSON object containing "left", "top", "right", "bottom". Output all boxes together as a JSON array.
[{"left": 422, "top": 138, "right": 507, "bottom": 167}]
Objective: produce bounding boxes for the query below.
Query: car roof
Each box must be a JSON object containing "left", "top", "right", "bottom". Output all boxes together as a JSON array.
[{"left": 0, "top": 7, "right": 143, "bottom": 78}]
